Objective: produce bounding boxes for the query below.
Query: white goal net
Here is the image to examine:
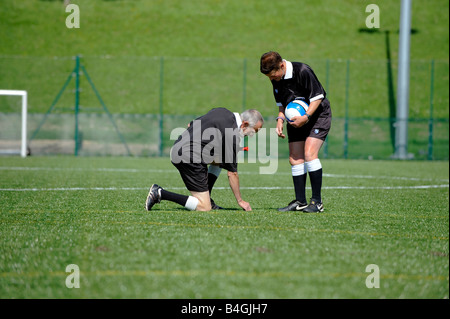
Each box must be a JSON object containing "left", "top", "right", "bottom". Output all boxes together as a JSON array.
[{"left": 0, "top": 90, "right": 28, "bottom": 157}]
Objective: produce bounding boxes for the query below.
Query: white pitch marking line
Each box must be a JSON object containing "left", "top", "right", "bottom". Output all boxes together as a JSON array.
[
  {"left": 0, "top": 166, "right": 448, "bottom": 182},
  {"left": 0, "top": 185, "right": 448, "bottom": 192}
]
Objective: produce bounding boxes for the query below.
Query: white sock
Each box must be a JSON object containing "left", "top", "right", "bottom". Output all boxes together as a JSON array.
[
  {"left": 305, "top": 159, "right": 322, "bottom": 172},
  {"left": 291, "top": 163, "right": 306, "bottom": 176},
  {"left": 184, "top": 196, "right": 199, "bottom": 211}
]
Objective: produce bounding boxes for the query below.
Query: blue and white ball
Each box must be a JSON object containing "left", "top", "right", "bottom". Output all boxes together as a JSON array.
[{"left": 284, "top": 100, "right": 309, "bottom": 122}]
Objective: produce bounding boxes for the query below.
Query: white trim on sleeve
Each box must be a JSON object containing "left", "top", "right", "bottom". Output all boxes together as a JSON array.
[{"left": 310, "top": 94, "right": 324, "bottom": 102}]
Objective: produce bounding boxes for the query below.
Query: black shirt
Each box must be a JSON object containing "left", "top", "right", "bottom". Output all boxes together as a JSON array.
[
  {"left": 272, "top": 60, "right": 330, "bottom": 113},
  {"left": 170, "top": 107, "right": 241, "bottom": 172}
]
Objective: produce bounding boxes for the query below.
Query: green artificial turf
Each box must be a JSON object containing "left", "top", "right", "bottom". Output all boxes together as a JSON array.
[{"left": 0, "top": 156, "right": 448, "bottom": 298}]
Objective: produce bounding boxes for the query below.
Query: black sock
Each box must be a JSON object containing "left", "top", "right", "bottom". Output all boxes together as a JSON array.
[
  {"left": 292, "top": 173, "right": 307, "bottom": 203},
  {"left": 308, "top": 168, "right": 323, "bottom": 202},
  {"left": 160, "top": 189, "right": 189, "bottom": 206},
  {"left": 208, "top": 173, "right": 218, "bottom": 195}
]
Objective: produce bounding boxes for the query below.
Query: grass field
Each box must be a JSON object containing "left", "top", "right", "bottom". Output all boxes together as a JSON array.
[
  {"left": 1, "top": 0, "right": 448, "bottom": 60},
  {"left": 1, "top": 1, "right": 448, "bottom": 302},
  {"left": 0, "top": 156, "right": 448, "bottom": 299},
  {"left": 0, "top": 0, "right": 449, "bottom": 118}
]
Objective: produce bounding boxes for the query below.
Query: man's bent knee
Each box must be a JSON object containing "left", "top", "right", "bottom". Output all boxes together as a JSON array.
[{"left": 190, "top": 191, "right": 211, "bottom": 211}]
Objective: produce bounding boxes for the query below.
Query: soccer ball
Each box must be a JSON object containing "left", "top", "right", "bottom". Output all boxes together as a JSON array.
[{"left": 284, "top": 100, "right": 309, "bottom": 122}]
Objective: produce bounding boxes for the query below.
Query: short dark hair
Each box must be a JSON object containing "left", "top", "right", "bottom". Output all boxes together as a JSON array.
[{"left": 260, "top": 51, "right": 283, "bottom": 74}]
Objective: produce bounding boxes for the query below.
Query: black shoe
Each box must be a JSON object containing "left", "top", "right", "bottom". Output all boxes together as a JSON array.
[
  {"left": 277, "top": 199, "right": 308, "bottom": 212},
  {"left": 303, "top": 198, "right": 324, "bottom": 213},
  {"left": 145, "top": 184, "right": 162, "bottom": 211},
  {"left": 210, "top": 198, "right": 224, "bottom": 210}
]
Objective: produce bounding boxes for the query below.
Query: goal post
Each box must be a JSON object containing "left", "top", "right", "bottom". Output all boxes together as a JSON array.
[{"left": 0, "top": 90, "right": 28, "bottom": 158}]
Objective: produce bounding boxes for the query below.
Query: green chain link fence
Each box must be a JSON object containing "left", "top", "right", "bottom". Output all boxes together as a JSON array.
[{"left": 0, "top": 55, "right": 448, "bottom": 160}]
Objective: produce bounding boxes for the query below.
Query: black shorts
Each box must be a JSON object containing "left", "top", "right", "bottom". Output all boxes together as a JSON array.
[
  {"left": 171, "top": 161, "right": 209, "bottom": 192},
  {"left": 287, "top": 100, "right": 332, "bottom": 143}
]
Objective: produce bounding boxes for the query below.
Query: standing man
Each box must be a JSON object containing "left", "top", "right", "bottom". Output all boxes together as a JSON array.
[
  {"left": 260, "top": 51, "right": 332, "bottom": 213},
  {"left": 145, "top": 107, "right": 264, "bottom": 212}
]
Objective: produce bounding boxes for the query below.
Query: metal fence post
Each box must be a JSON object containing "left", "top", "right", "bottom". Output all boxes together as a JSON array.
[
  {"left": 428, "top": 59, "right": 435, "bottom": 160},
  {"left": 395, "top": 0, "right": 412, "bottom": 159},
  {"left": 159, "top": 56, "right": 164, "bottom": 157},
  {"left": 343, "top": 59, "right": 350, "bottom": 159},
  {"left": 81, "top": 64, "right": 132, "bottom": 156},
  {"left": 242, "top": 58, "right": 247, "bottom": 113},
  {"left": 74, "top": 55, "right": 80, "bottom": 156}
]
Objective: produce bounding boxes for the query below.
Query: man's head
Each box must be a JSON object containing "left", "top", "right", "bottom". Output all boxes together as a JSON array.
[
  {"left": 239, "top": 109, "right": 264, "bottom": 137},
  {"left": 260, "top": 51, "right": 285, "bottom": 82}
]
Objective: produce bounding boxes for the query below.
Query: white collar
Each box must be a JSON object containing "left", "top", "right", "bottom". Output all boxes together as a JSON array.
[
  {"left": 233, "top": 112, "right": 242, "bottom": 128},
  {"left": 283, "top": 59, "right": 293, "bottom": 80}
]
